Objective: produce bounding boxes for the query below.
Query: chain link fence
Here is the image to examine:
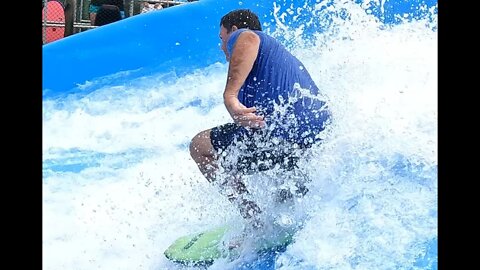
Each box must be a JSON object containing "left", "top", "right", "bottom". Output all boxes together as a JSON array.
[{"left": 42, "top": 0, "right": 195, "bottom": 44}]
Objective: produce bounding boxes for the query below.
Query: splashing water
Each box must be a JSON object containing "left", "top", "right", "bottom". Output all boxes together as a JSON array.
[{"left": 43, "top": 1, "right": 437, "bottom": 269}]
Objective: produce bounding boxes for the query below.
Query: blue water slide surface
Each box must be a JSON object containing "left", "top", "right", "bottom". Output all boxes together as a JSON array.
[{"left": 43, "top": 0, "right": 276, "bottom": 98}]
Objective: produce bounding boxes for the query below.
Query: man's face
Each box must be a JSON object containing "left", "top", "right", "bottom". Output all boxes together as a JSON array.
[{"left": 219, "top": 25, "right": 235, "bottom": 62}]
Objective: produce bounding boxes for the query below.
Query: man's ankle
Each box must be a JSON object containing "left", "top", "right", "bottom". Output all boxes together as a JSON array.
[{"left": 239, "top": 198, "right": 262, "bottom": 219}]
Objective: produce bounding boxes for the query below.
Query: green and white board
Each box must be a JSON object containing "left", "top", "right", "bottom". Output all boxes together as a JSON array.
[{"left": 164, "top": 224, "right": 296, "bottom": 266}]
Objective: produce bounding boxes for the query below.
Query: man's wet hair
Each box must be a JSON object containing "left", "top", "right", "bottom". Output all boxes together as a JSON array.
[{"left": 220, "top": 9, "right": 262, "bottom": 32}]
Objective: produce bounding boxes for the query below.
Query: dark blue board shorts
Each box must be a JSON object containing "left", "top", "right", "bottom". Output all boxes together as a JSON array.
[{"left": 210, "top": 123, "right": 309, "bottom": 174}]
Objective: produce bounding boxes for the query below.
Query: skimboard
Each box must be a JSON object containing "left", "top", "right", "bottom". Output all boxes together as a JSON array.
[
  {"left": 164, "top": 224, "right": 296, "bottom": 266},
  {"left": 42, "top": 0, "right": 65, "bottom": 44}
]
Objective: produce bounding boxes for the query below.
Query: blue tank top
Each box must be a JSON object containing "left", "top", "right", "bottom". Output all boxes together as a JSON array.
[{"left": 227, "top": 28, "right": 331, "bottom": 146}]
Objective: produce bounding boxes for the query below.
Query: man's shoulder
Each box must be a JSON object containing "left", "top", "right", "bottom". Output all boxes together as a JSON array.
[
  {"left": 230, "top": 29, "right": 263, "bottom": 45},
  {"left": 233, "top": 28, "right": 252, "bottom": 37}
]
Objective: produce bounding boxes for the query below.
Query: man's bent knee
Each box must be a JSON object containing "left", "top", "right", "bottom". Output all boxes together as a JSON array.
[{"left": 189, "top": 130, "right": 212, "bottom": 161}]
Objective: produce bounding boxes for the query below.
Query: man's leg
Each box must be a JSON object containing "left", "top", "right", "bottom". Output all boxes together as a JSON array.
[
  {"left": 189, "top": 129, "right": 217, "bottom": 182},
  {"left": 189, "top": 127, "right": 262, "bottom": 226},
  {"left": 89, "top": 5, "right": 99, "bottom": 26}
]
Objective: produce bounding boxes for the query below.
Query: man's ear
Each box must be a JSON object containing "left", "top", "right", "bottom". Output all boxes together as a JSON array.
[{"left": 231, "top": 25, "right": 238, "bottom": 31}]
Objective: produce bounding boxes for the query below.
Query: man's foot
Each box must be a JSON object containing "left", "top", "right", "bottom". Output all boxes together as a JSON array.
[
  {"left": 224, "top": 220, "right": 263, "bottom": 250},
  {"left": 227, "top": 234, "right": 244, "bottom": 250},
  {"left": 222, "top": 225, "right": 248, "bottom": 251}
]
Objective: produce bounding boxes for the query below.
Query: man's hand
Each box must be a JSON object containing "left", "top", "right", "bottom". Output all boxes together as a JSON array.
[{"left": 225, "top": 97, "right": 265, "bottom": 128}]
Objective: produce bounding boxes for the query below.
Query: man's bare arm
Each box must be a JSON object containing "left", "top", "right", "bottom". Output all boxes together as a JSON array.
[{"left": 223, "top": 31, "right": 264, "bottom": 127}]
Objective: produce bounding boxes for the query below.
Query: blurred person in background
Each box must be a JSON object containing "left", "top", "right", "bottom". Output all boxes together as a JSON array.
[{"left": 89, "top": 0, "right": 125, "bottom": 25}]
